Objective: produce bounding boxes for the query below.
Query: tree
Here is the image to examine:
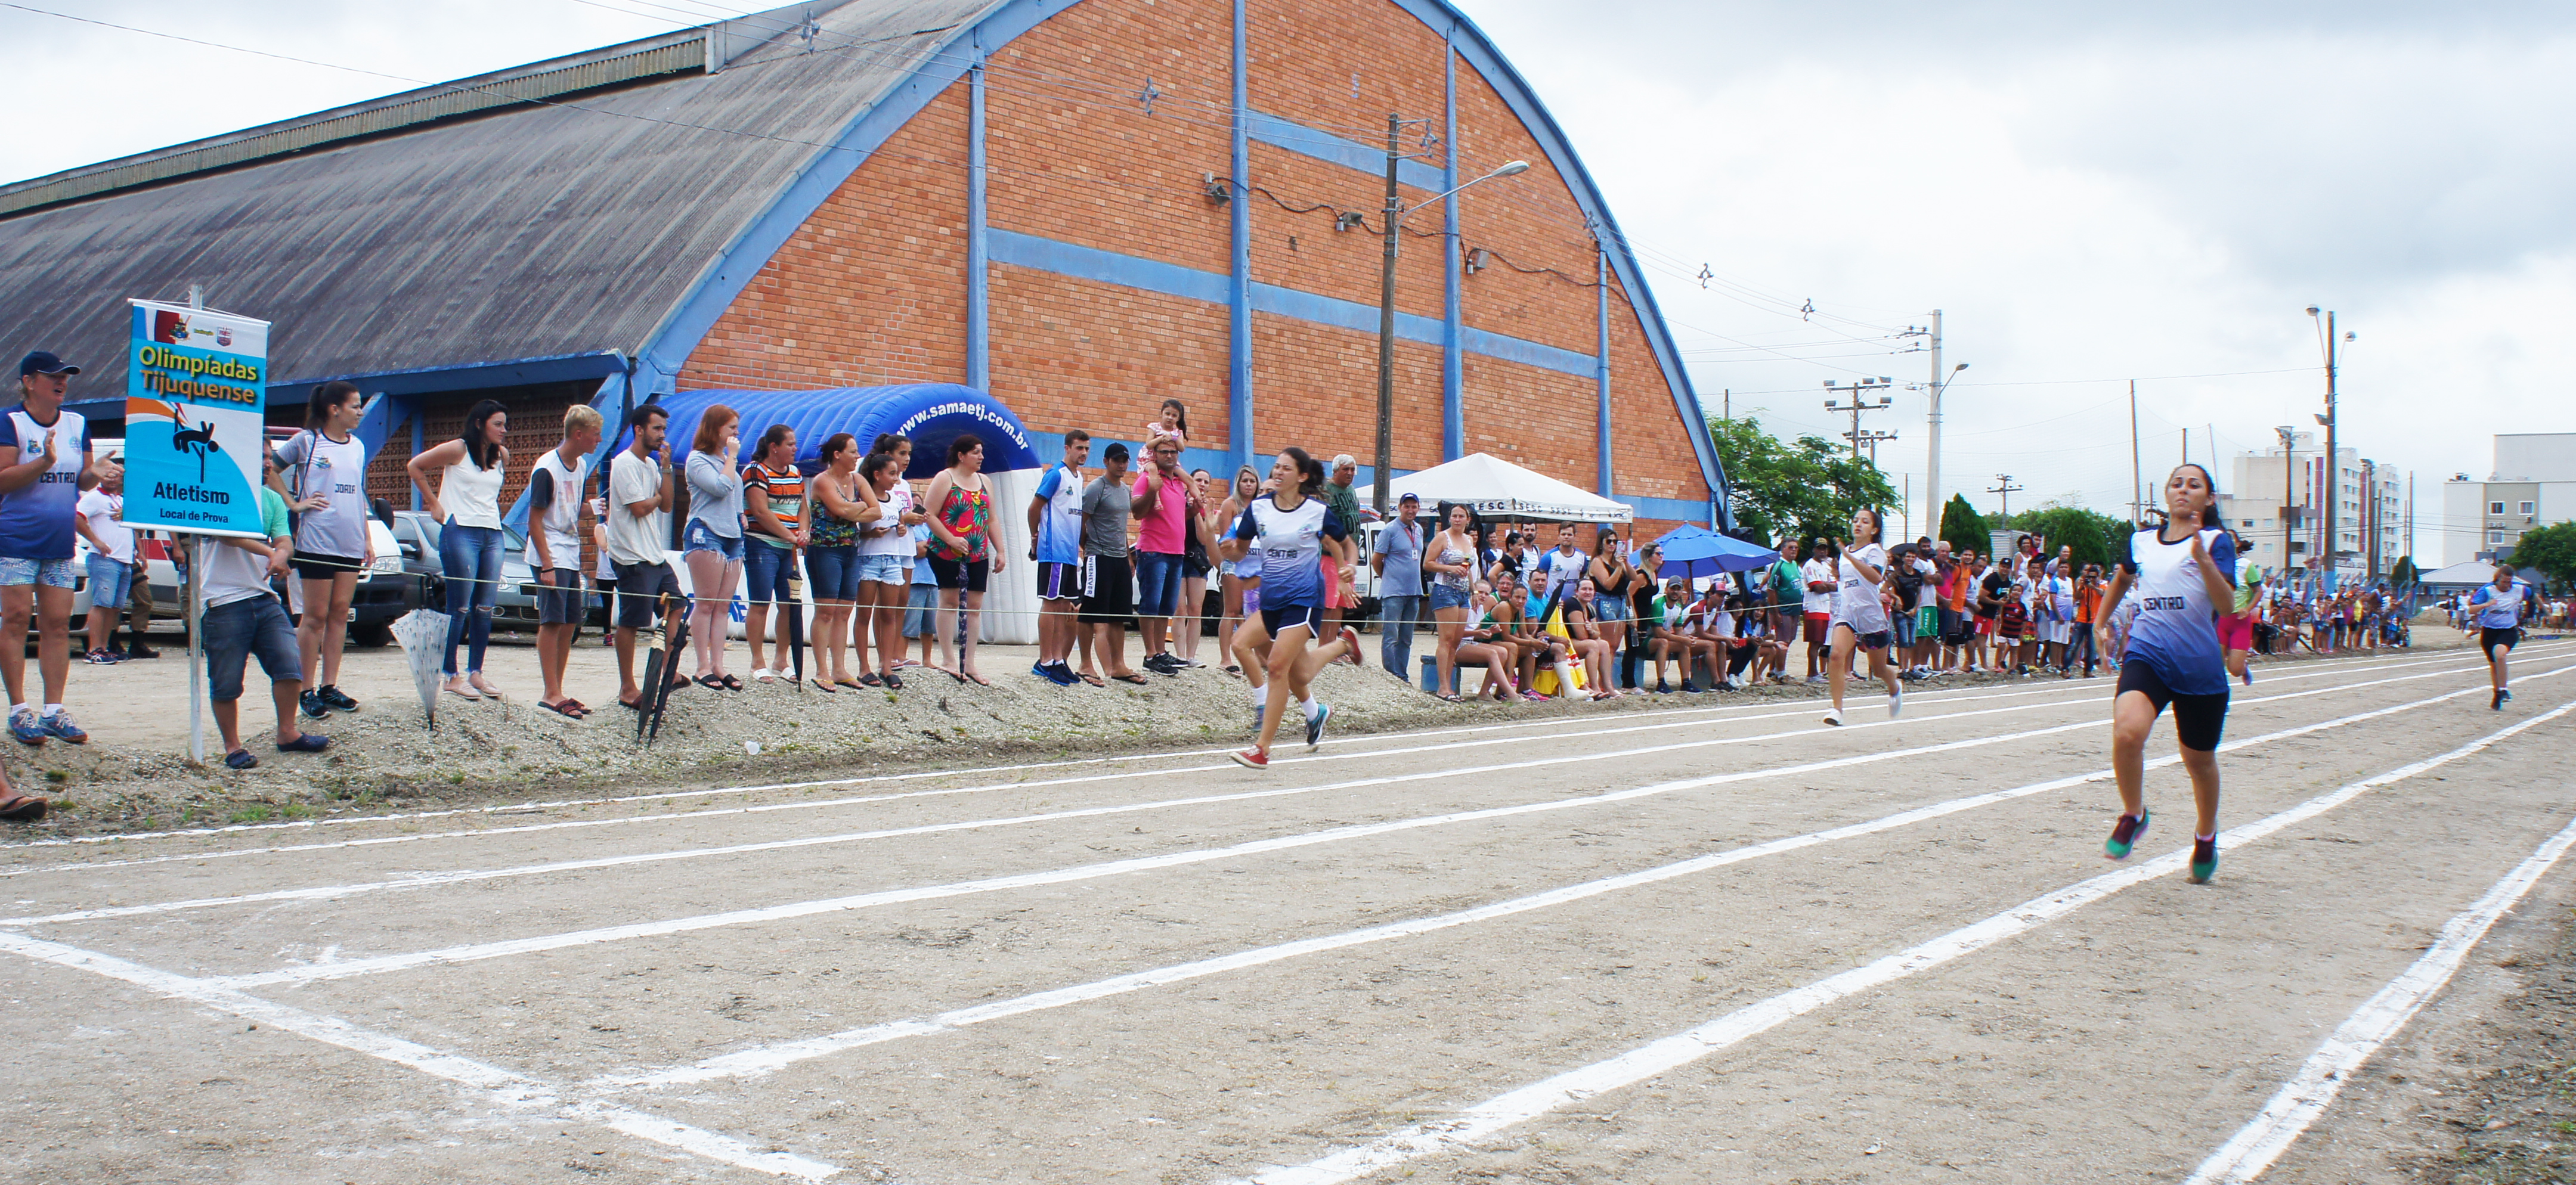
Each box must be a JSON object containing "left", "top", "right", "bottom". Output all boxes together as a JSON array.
[
  {"left": 2004, "top": 504, "right": 2131, "bottom": 570},
  {"left": 1937, "top": 495, "right": 1987, "bottom": 556},
  {"left": 2389, "top": 555, "right": 2420, "bottom": 590},
  {"left": 2511, "top": 522, "right": 2576, "bottom": 592},
  {"left": 1710, "top": 415, "right": 1902, "bottom": 548}
]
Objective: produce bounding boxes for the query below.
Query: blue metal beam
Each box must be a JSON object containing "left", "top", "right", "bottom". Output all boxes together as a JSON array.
[
  {"left": 1244, "top": 109, "right": 1446, "bottom": 193},
  {"left": 967, "top": 34, "right": 991, "bottom": 392},
  {"left": 267, "top": 350, "right": 627, "bottom": 404},
  {"left": 1441, "top": 33, "right": 1464, "bottom": 462}
]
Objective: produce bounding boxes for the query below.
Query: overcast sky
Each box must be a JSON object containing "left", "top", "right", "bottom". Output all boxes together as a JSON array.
[{"left": 8, "top": 1, "right": 2570, "bottom": 560}]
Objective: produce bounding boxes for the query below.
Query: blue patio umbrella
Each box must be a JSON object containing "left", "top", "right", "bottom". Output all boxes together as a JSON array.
[{"left": 1652, "top": 525, "right": 1779, "bottom": 579}]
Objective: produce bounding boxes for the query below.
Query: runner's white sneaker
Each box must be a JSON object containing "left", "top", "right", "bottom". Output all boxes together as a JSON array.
[
  {"left": 1887, "top": 690, "right": 1902, "bottom": 719},
  {"left": 1822, "top": 708, "right": 1844, "bottom": 726}
]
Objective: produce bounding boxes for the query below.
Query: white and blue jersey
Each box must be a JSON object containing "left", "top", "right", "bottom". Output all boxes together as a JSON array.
[
  {"left": 1031, "top": 463, "right": 1084, "bottom": 566},
  {"left": 1231, "top": 494, "right": 1346, "bottom": 608},
  {"left": 0, "top": 408, "right": 88, "bottom": 560},
  {"left": 2118, "top": 526, "right": 2235, "bottom": 696},
  {"left": 2469, "top": 581, "right": 2529, "bottom": 629}
]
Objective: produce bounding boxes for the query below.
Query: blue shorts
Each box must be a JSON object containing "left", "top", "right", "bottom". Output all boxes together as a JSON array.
[
  {"left": 85, "top": 555, "right": 133, "bottom": 609},
  {"left": 1134, "top": 550, "right": 1184, "bottom": 617},
  {"left": 742, "top": 539, "right": 796, "bottom": 606},
  {"left": 0, "top": 556, "right": 77, "bottom": 589},
  {"left": 682, "top": 519, "right": 745, "bottom": 562},
  {"left": 1430, "top": 584, "right": 1472, "bottom": 612},
  {"left": 804, "top": 545, "right": 860, "bottom": 603},
  {"left": 202, "top": 594, "right": 301, "bottom": 702},
  {"left": 1261, "top": 602, "right": 1325, "bottom": 639},
  {"left": 902, "top": 582, "right": 939, "bottom": 637},
  {"left": 858, "top": 553, "right": 909, "bottom": 586}
]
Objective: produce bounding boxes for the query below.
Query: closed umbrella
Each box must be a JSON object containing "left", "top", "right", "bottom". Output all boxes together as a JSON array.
[{"left": 390, "top": 607, "right": 448, "bottom": 729}]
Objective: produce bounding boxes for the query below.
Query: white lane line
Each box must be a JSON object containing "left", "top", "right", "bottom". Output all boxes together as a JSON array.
[
  {"left": 589, "top": 676, "right": 2512, "bottom": 1092},
  {"left": 0, "top": 929, "right": 841, "bottom": 1180},
  {"left": 8, "top": 645, "right": 2503, "bottom": 865},
  {"left": 2, "top": 655, "right": 2496, "bottom": 928},
  {"left": 1233, "top": 700, "right": 2576, "bottom": 1185},
  {"left": 0, "top": 678, "right": 2135, "bottom": 882},
  {"left": 201, "top": 663, "right": 2559, "bottom": 991},
  {"left": 2185, "top": 814, "right": 2576, "bottom": 1184}
]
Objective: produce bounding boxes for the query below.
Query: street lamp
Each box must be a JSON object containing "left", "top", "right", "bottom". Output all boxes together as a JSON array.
[
  {"left": 1923, "top": 359, "right": 1966, "bottom": 542},
  {"left": 1373, "top": 153, "right": 1531, "bottom": 516}
]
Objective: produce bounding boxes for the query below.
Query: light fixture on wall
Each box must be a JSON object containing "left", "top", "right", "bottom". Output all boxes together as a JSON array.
[
  {"left": 1463, "top": 246, "right": 1493, "bottom": 274},
  {"left": 1335, "top": 212, "right": 1366, "bottom": 232},
  {"left": 1202, "top": 173, "right": 1230, "bottom": 205}
]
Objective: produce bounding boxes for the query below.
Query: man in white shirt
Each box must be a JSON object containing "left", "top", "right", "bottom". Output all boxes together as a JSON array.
[
  {"left": 1800, "top": 539, "right": 1837, "bottom": 684},
  {"left": 73, "top": 457, "right": 134, "bottom": 665},
  {"left": 527, "top": 405, "right": 603, "bottom": 715},
  {"left": 607, "top": 405, "right": 681, "bottom": 710}
]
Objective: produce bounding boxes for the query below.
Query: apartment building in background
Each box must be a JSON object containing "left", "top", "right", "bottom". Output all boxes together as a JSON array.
[
  {"left": 2443, "top": 433, "right": 2576, "bottom": 567},
  {"left": 2216, "top": 431, "right": 2406, "bottom": 578}
]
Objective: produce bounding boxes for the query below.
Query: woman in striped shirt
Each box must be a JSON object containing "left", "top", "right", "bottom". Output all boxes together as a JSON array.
[{"left": 741, "top": 424, "right": 806, "bottom": 683}]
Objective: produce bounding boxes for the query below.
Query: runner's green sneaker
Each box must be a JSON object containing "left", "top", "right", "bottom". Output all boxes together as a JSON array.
[
  {"left": 2188, "top": 835, "right": 2218, "bottom": 884},
  {"left": 2104, "top": 808, "right": 2149, "bottom": 860}
]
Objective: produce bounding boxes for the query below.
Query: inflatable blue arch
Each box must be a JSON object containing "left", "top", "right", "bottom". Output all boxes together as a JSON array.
[{"left": 633, "top": 384, "right": 1043, "bottom": 479}]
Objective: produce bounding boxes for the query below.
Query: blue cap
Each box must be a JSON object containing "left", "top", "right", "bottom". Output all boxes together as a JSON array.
[{"left": 17, "top": 352, "right": 79, "bottom": 377}]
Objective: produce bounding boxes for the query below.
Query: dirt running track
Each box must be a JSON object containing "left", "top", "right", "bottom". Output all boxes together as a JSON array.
[{"left": 3, "top": 642, "right": 2571, "bottom": 1184}]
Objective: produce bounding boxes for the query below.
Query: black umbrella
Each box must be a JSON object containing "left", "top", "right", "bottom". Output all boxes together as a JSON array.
[{"left": 785, "top": 566, "right": 807, "bottom": 692}]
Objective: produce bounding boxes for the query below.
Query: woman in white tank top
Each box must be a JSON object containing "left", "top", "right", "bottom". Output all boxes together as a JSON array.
[{"left": 407, "top": 400, "right": 512, "bottom": 699}]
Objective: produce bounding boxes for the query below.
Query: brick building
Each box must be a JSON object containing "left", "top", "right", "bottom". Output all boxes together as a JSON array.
[{"left": 0, "top": 0, "right": 1727, "bottom": 542}]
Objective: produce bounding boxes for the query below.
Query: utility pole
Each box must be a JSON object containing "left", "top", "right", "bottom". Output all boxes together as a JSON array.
[
  {"left": 2405, "top": 470, "right": 2415, "bottom": 569},
  {"left": 2128, "top": 380, "right": 2142, "bottom": 525},
  {"left": 1989, "top": 473, "right": 2024, "bottom": 522},
  {"left": 2308, "top": 307, "right": 2343, "bottom": 590},
  {"left": 1823, "top": 376, "right": 1894, "bottom": 460},
  {"left": 1372, "top": 113, "right": 1402, "bottom": 519},
  {"left": 1924, "top": 311, "right": 1943, "bottom": 545},
  {"left": 2275, "top": 426, "right": 2298, "bottom": 575},
  {"left": 2364, "top": 457, "right": 2379, "bottom": 578}
]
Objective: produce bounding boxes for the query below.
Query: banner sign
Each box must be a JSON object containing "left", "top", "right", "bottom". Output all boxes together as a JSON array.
[{"left": 123, "top": 299, "right": 270, "bottom": 538}]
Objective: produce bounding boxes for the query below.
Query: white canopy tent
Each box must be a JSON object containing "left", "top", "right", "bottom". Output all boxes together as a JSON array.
[{"left": 1387, "top": 452, "right": 1634, "bottom": 523}]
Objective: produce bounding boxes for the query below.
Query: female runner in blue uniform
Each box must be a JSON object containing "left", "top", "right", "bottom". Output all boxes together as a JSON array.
[
  {"left": 1224, "top": 447, "right": 1360, "bottom": 769},
  {"left": 2467, "top": 563, "right": 2529, "bottom": 710},
  {"left": 2095, "top": 463, "right": 2237, "bottom": 883}
]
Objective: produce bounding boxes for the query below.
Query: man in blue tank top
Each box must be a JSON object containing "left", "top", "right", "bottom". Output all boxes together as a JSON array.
[{"left": 0, "top": 353, "right": 106, "bottom": 746}]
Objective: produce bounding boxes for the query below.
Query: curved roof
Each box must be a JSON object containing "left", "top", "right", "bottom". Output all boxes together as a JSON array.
[{"left": 0, "top": 0, "right": 999, "bottom": 395}]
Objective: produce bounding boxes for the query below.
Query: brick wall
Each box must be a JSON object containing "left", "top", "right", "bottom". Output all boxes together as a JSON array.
[{"left": 676, "top": 0, "right": 1709, "bottom": 514}]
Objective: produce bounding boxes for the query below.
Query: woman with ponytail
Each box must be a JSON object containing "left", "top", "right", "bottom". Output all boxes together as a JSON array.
[
  {"left": 1222, "top": 447, "right": 1359, "bottom": 769},
  {"left": 405, "top": 398, "right": 512, "bottom": 700},
  {"left": 2096, "top": 463, "right": 2237, "bottom": 884}
]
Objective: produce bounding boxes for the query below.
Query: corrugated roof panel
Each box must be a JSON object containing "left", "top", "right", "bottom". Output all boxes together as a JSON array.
[{"left": 0, "top": 0, "right": 998, "bottom": 396}]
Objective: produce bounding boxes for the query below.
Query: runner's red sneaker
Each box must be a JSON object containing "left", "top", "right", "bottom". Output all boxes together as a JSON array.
[{"left": 1230, "top": 747, "right": 1268, "bottom": 769}]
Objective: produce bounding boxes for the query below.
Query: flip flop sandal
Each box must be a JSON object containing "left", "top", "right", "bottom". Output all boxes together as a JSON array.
[
  {"left": 0, "top": 794, "right": 49, "bottom": 821},
  {"left": 944, "top": 668, "right": 968, "bottom": 685},
  {"left": 1078, "top": 673, "right": 1106, "bottom": 687},
  {"left": 719, "top": 675, "right": 744, "bottom": 691},
  {"left": 618, "top": 697, "right": 646, "bottom": 711},
  {"left": 883, "top": 672, "right": 903, "bottom": 690},
  {"left": 539, "top": 700, "right": 583, "bottom": 719},
  {"left": 859, "top": 673, "right": 883, "bottom": 688},
  {"left": 965, "top": 672, "right": 993, "bottom": 687},
  {"left": 693, "top": 674, "right": 726, "bottom": 690},
  {"left": 834, "top": 678, "right": 865, "bottom": 692},
  {"left": 810, "top": 678, "right": 840, "bottom": 693},
  {"left": 1111, "top": 673, "right": 1150, "bottom": 685},
  {"left": 561, "top": 699, "right": 592, "bottom": 718}
]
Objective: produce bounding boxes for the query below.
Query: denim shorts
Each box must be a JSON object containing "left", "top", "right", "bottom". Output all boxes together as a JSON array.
[
  {"left": 902, "top": 582, "right": 940, "bottom": 637},
  {"left": 85, "top": 555, "right": 133, "bottom": 608},
  {"left": 1430, "top": 584, "right": 1471, "bottom": 612},
  {"left": 203, "top": 594, "right": 300, "bottom": 702},
  {"left": 858, "top": 553, "right": 909, "bottom": 586},
  {"left": 1133, "top": 550, "right": 1183, "bottom": 617},
  {"left": 682, "top": 518, "right": 745, "bottom": 562},
  {"left": 0, "top": 556, "right": 76, "bottom": 589},
  {"left": 535, "top": 570, "right": 584, "bottom": 625},
  {"left": 805, "top": 545, "right": 860, "bottom": 603},
  {"left": 742, "top": 539, "right": 797, "bottom": 606}
]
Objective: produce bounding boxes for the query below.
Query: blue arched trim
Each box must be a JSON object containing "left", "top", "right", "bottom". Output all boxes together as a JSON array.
[{"left": 633, "top": 0, "right": 1727, "bottom": 526}]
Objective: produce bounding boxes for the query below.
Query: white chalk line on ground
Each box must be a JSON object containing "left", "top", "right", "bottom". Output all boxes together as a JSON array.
[
  {"left": 1232, "top": 699, "right": 2576, "bottom": 1185},
  {"left": 0, "top": 652, "right": 2504, "bottom": 920},
  {"left": 586, "top": 671, "right": 2531, "bottom": 1092},
  {"left": 197, "top": 662, "right": 2561, "bottom": 991},
  {"left": 0, "top": 929, "right": 841, "bottom": 1180},
  {"left": 8, "top": 644, "right": 2507, "bottom": 868},
  {"left": 2184, "top": 813, "right": 2576, "bottom": 1184},
  {"left": 0, "top": 675, "right": 2156, "bottom": 883}
]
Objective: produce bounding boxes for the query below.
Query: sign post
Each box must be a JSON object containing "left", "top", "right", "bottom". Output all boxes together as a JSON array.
[{"left": 122, "top": 297, "right": 270, "bottom": 762}]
